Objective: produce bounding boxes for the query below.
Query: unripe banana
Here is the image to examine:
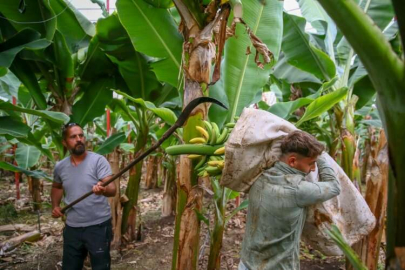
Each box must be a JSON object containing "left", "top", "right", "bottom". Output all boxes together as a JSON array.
[
  {"left": 216, "top": 127, "right": 228, "bottom": 144},
  {"left": 211, "top": 122, "right": 220, "bottom": 145},
  {"left": 205, "top": 166, "right": 221, "bottom": 173},
  {"left": 225, "top": 123, "right": 235, "bottom": 128},
  {"left": 205, "top": 166, "right": 222, "bottom": 176},
  {"left": 196, "top": 126, "right": 209, "bottom": 141},
  {"left": 209, "top": 126, "right": 217, "bottom": 145},
  {"left": 188, "top": 154, "right": 202, "bottom": 159},
  {"left": 189, "top": 137, "right": 207, "bottom": 144},
  {"left": 195, "top": 155, "right": 207, "bottom": 170},
  {"left": 209, "top": 156, "right": 221, "bottom": 161},
  {"left": 214, "top": 146, "right": 225, "bottom": 155},
  {"left": 203, "top": 121, "right": 213, "bottom": 138}
]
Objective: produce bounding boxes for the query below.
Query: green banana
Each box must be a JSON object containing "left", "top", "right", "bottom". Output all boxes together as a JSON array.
[
  {"left": 205, "top": 166, "right": 222, "bottom": 176},
  {"left": 211, "top": 122, "right": 220, "bottom": 145},
  {"left": 209, "top": 156, "right": 222, "bottom": 161},
  {"left": 188, "top": 154, "right": 202, "bottom": 159},
  {"left": 203, "top": 121, "right": 213, "bottom": 139},
  {"left": 225, "top": 123, "right": 235, "bottom": 128},
  {"left": 166, "top": 144, "right": 223, "bottom": 156},
  {"left": 195, "top": 155, "right": 207, "bottom": 170},
  {"left": 216, "top": 127, "right": 228, "bottom": 144}
]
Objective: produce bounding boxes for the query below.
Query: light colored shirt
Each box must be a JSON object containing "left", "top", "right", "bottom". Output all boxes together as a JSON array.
[
  {"left": 240, "top": 155, "right": 340, "bottom": 270},
  {"left": 53, "top": 151, "right": 112, "bottom": 227}
]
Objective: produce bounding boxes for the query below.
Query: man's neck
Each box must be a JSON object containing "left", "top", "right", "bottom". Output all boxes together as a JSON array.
[{"left": 70, "top": 151, "right": 87, "bottom": 166}]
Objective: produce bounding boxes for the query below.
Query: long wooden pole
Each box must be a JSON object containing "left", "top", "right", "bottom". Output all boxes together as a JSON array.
[{"left": 60, "top": 97, "right": 226, "bottom": 213}]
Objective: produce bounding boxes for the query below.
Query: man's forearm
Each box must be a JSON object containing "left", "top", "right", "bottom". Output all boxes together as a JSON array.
[
  {"left": 317, "top": 154, "right": 339, "bottom": 183},
  {"left": 103, "top": 183, "right": 116, "bottom": 197},
  {"left": 101, "top": 177, "right": 116, "bottom": 197},
  {"left": 51, "top": 187, "right": 63, "bottom": 208}
]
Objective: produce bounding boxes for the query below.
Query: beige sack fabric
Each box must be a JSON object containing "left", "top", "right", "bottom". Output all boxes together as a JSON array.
[{"left": 220, "top": 108, "right": 376, "bottom": 255}]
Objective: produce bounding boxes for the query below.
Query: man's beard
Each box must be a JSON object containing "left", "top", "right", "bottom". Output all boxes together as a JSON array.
[{"left": 71, "top": 143, "right": 85, "bottom": 155}]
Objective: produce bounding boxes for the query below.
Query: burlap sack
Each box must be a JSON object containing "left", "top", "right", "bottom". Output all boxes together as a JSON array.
[{"left": 220, "top": 108, "right": 376, "bottom": 255}]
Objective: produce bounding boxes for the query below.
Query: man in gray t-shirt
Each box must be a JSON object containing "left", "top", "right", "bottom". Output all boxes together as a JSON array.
[{"left": 51, "top": 123, "right": 116, "bottom": 270}]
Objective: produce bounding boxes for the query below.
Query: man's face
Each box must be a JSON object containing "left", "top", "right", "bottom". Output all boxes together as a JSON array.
[
  {"left": 63, "top": 126, "right": 86, "bottom": 156},
  {"left": 285, "top": 153, "right": 317, "bottom": 174}
]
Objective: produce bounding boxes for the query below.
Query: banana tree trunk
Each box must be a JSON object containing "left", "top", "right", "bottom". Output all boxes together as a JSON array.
[
  {"left": 207, "top": 188, "right": 226, "bottom": 270},
  {"left": 28, "top": 176, "right": 42, "bottom": 211},
  {"left": 145, "top": 155, "right": 158, "bottom": 189},
  {"left": 162, "top": 156, "right": 177, "bottom": 217},
  {"left": 121, "top": 130, "right": 148, "bottom": 238},
  {"left": 174, "top": 79, "right": 208, "bottom": 270},
  {"left": 108, "top": 148, "right": 122, "bottom": 249},
  {"left": 171, "top": 3, "right": 227, "bottom": 267},
  {"left": 348, "top": 131, "right": 388, "bottom": 270}
]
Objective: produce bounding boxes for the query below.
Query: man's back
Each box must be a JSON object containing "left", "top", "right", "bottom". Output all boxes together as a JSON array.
[{"left": 240, "top": 157, "right": 340, "bottom": 270}]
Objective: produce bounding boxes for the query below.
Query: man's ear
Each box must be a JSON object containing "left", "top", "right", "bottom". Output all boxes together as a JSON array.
[
  {"left": 62, "top": 140, "right": 67, "bottom": 148},
  {"left": 287, "top": 155, "right": 297, "bottom": 167}
]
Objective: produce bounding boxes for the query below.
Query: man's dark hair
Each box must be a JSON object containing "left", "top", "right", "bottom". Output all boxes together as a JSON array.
[
  {"left": 280, "top": 131, "right": 324, "bottom": 158},
  {"left": 62, "top": 123, "right": 82, "bottom": 140}
]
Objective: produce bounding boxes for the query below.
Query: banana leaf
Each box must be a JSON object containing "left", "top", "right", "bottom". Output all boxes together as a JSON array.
[
  {"left": 0, "top": 29, "right": 51, "bottom": 68},
  {"left": 0, "top": 0, "right": 56, "bottom": 40},
  {"left": 71, "top": 78, "right": 114, "bottom": 127},
  {"left": 0, "top": 100, "right": 69, "bottom": 124},
  {"left": 117, "top": 0, "right": 183, "bottom": 87},
  {"left": 0, "top": 116, "right": 30, "bottom": 138},
  {"left": 296, "top": 87, "right": 348, "bottom": 126},
  {"left": 209, "top": 0, "right": 284, "bottom": 126},
  {"left": 282, "top": 13, "right": 336, "bottom": 81},
  {"left": 0, "top": 161, "right": 52, "bottom": 181},
  {"left": 95, "top": 14, "right": 162, "bottom": 102},
  {"left": 15, "top": 143, "right": 41, "bottom": 169},
  {"left": 95, "top": 132, "right": 126, "bottom": 155},
  {"left": 297, "top": 0, "right": 337, "bottom": 60},
  {"left": 0, "top": 69, "right": 20, "bottom": 99},
  {"left": 115, "top": 90, "right": 177, "bottom": 125}
]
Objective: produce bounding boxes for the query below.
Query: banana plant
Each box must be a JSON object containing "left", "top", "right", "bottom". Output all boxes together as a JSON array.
[
  {"left": 110, "top": 90, "right": 177, "bottom": 237},
  {"left": 314, "top": 0, "right": 404, "bottom": 267}
]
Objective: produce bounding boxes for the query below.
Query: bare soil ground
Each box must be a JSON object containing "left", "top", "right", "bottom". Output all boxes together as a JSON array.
[{"left": 0, "top": 174, "right": 345, "bottom": 270}]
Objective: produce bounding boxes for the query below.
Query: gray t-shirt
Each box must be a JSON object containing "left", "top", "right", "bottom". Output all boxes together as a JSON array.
[{"left": 53, "top": 151, "right": 112, "bottom": 227}]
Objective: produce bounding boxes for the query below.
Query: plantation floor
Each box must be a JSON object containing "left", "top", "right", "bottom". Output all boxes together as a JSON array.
[{"left": 0, "top": 175, "right": 345, "bottom": 270}]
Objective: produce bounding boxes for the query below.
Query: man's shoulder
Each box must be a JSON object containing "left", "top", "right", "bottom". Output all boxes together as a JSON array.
[
  {"left": 86, "top": 152, "right": 110, "bottom": 169},
  {"left": 87, "top": 151, "right": 107, "bottom": 161},
  {"left": 54, "top": 156, "right": 70, "bottom": 170},
  {"left": 260, "top": 166, "right": 304, "bottom": 186}
]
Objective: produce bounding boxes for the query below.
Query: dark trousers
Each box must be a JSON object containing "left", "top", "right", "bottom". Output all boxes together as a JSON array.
[{"left": 62, "top": 219, "right": 112, "bottom": 270}]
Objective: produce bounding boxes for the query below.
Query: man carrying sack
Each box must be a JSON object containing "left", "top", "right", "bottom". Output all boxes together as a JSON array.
[
  {"left": 238, "top": 131, "right": 341, "bottom": 270},
  {"left": 220, "top": 108, "right": 376, "bottom": 269}
]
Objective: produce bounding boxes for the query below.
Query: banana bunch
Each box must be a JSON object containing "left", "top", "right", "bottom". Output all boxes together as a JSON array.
[
  {"left": 188, "top": 121, "right": 235, "bottom": 177},
  {"left": 165, "top": 120, "right": 237, "bottom": 177},
  {"left": 189, "top": 121, "right": 232, "bottom": 146}
]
